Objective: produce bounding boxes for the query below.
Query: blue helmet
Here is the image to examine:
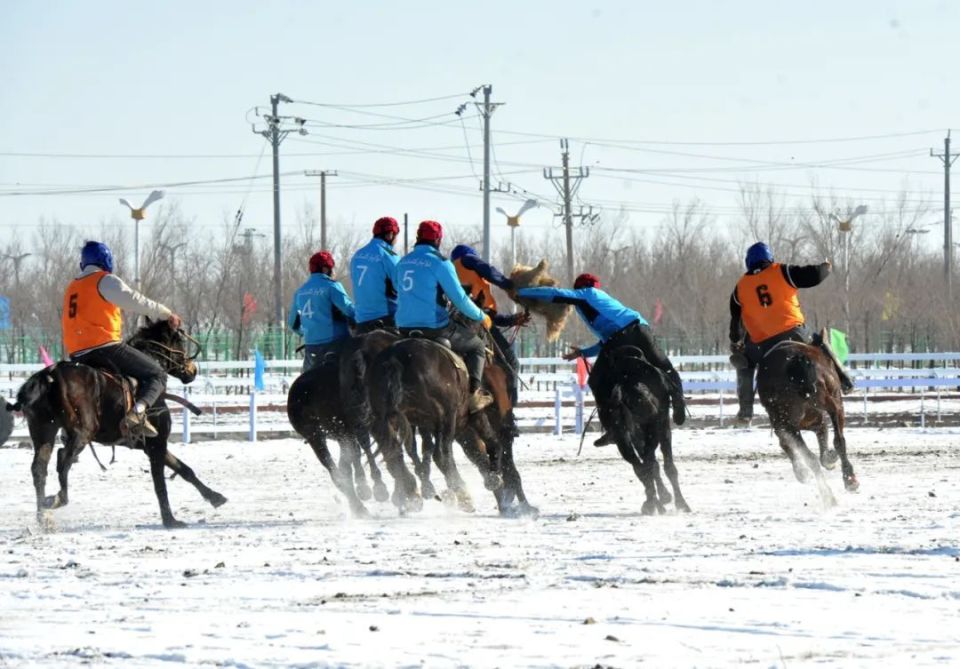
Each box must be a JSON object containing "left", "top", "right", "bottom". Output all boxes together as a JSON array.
[
  {"left": 80, "top": 241, "right": 114, "bottom": 273},
  {"left": 745, "top": 242, "right": 774, "bottom": 271},
  {"left": 450, "top": 244, "right": 478, "bottom": 262}
]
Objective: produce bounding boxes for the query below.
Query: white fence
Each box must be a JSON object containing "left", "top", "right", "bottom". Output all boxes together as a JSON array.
[{"left": 3, "top": 353, "right": 960, "bottom": 442}]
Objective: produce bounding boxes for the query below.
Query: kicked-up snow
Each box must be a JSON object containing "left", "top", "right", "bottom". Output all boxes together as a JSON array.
[{"left": 0, "top": 427, "right": 958, "bottom": 667}]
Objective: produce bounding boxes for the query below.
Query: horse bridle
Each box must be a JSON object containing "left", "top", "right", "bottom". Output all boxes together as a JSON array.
[{"left": 128, "top": 329, "right": 202, "bottom": 372}]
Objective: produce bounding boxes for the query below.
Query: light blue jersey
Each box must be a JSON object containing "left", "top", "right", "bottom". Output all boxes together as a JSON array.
[
  {"left": 395, "top": 243, "right": 485, "bottom": 329},
  {"left": 349, "top": 237, "right": 399, "bottom": 324},
  {"left": 287, "top": 273, "right": 355, "bottom": 345}
]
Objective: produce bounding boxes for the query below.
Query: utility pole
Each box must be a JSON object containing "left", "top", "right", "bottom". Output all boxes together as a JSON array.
[
  {"left": 469, "top": 85, "right": 503, "bottom": 261},
  {"left": 304, "top": 170, "right": 338, "bottom": 249},
  {"left": 252, "top": 92, "right": 304, "bottom": 332},
  {"left": 931, "top": 130, "right": 958, "bottom": 303},
  {"left": 544, "top": 139, "right": 594, "bottom": 284}
]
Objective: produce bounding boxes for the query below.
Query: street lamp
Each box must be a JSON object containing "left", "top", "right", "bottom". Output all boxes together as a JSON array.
[
  {"left": 830, "top": 205, "right": 868, "bottom": 335},
  {"left": 119, "top": 190, "right": 165, "bottom": 291},
  {"left": 157, "top": 241, "right": 187, "bottom": 306},
  {"left": 495, "top": 199, "right": 538, "bottom": 274}
]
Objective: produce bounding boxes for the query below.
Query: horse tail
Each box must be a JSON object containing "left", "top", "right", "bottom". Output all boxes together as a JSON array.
[
  {"left": 382, "top": 357, "right": 411, "bottom": 447},
  {"left": 345, "top": 349, "right": 372, "bottom": 427},
  {"left": 785, "top": 352, "right": 818, "bottom": 399}
]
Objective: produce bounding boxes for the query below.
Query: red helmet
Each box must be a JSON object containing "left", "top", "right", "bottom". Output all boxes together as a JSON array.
[
  {"left": 309, "top": 250, "right": 335, "bottom": 273},
  {"left": 372, "top": 216, "right": 399, "bottom": 236},
  {"left": 574, "top": 273, "right": 601, "bottom": 289},
  {"left": 417, "top": 220, "right": 443, "bottom": 242}
]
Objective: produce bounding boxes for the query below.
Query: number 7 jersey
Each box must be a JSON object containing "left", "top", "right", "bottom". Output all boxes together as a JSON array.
[{"left": 734, "top": 262, "right": 805, "bottom": 343}]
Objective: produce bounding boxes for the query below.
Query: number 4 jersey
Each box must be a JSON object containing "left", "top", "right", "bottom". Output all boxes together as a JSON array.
[{"left": 733, "top": 262, "right": 807, "bottom": 343}]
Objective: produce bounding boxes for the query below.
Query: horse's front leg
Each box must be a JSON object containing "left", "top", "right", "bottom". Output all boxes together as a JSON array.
[
  {"left": 164, "top": 449, "right": 227, "bottom": 508},
  {"left": 614, "top": 437, "right": 660, "bottom": 515},
  {"left": 657, "top": 417, "right": 690, "bottom": 512},
  {"left": 46, "top": 436, "right": 84, "bottom": 509},
  {"left": 356, "top": 428, "right": 389, "bottom": 502},
  {"left": 415, "top": 429, "right": 438, "bottom": 500},
  {"left": 816, "top": 411, "right": 839, "bottom": 470},
  {"left": 828, "top": 406, "right": 858, "bottom": 491},
  {"left": 148, "top": 443, "right": 186, "bottom": 528}
]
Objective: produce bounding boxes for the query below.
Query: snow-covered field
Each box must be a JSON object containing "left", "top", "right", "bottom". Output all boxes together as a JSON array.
[{"left": 1, "top": 427, "right": 958, "bottom": 667}]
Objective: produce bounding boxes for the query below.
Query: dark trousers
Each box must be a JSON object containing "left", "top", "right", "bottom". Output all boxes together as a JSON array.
[
  {"left": 355, "top": 315, "right": 395, "bottom": 335},
  {"left": 74, "top": 343, "right": 166, "bottom": 409},
  {"left": 738, "top": 325, "right": 813, "bottom": 417},
  {"left": 490, "top": 326, "right": 519, "bottom": 404},
  {"left": 303, "top": 340, "right": 346, "bottom": 373},
  {"left": 588, "top": 321, "right": 683, "bottom": 405},
  {"left": 401, "top": 321, "right": 486, "bottom": 391}
]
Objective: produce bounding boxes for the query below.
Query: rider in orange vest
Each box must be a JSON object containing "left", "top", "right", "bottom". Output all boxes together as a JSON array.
[
  {"left": 729, "top": 242, "right": 854, "bottom": 423},
  {"left": 63, "top": 241, "right": 182, "bottom": 438},
  {"left": 450, "top": 244, "right": 530, "bottom": 404}
]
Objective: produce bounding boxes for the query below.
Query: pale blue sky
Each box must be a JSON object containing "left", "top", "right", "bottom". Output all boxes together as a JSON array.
[{"left": 0, "top": 0, "right": 956, "bottom": 251}]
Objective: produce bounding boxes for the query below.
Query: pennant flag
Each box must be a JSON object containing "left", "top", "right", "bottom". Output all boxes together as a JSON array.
[
  {"left": 881, "top": 291, "right": 900, "bottom": 322},
  {"left": 830, "top": 328, "right": 849, "bottom": 364},
  {"left": 0, "top": 296, "right": 10, "bottom": 331},
  {"left": 575, "top": 355, "right": 588, "bottom": 389},
  {"left": 39, "top": 345, "right": 54, "bottom": 368},
  {"left": 254, "top": 348, "right": 266, "bottom": 391},
  {"left": 652, "top": 299, "right": 664, "bottom": 326},
  {"left": 242, "top": 292, "right": 258, "bottom": 326}
]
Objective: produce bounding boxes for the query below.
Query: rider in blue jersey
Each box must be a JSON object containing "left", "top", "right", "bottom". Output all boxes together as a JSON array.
[
  {"left": 350, "top": 216, "right": 400, "bottom": 333},
  {"left": 288, "top": 251, "right": 356, "bottom": 372},
  {"left": 518, "top": 273, "right": 687, "bottom": 441},
  {"left": 395, "top": 220, "right": 494, "bottom": 412}
]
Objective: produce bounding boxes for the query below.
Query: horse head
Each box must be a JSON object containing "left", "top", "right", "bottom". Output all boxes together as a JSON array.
[{"left": 128, "top": 318, "right": 201, "bottom": 384}]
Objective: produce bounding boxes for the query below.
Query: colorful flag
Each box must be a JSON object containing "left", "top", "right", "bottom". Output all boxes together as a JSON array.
[
  {"left": 830, "top": 328, "right": 849, "bottom": 364},
  {"left": 242, "top": 292, "right": 258, "bottom": 325},
  {"left": 254, "top": 348, "right": 266, "bottom": 391},
  {"left": 0, "top": 296, "right": 9, "bottom": 331},
  {"left": 39, "top": 345, "right": 54, "bottom": 368},
  {"left": 575, "top": 355, "right": 588, "bottom": 389},
  {"left": 652, "top": 299, "right": 664, "bottom": 326}
]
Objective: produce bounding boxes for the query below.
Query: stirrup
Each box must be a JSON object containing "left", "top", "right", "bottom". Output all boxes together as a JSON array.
[{"left": 593, "top": 432, "right": 616, "bottom": 447}]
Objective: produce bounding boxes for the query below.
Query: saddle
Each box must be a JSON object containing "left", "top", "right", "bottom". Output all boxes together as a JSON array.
[
  {"left": 404, "top": 331, "right": 468, "bottom": 376},
  {"left": 96, "top": 368, "right": 138, "bottom": 413}
]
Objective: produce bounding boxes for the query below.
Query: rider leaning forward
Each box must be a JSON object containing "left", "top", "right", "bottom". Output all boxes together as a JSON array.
[
  {"left": 729, "top": 241, "right": 855, "bottom": 422},
  {"left": 518, "top": 272, "right": 687, "bottom": 445},
  {"left": 62, "top": 241, "right": 182, "bottom": 438}
]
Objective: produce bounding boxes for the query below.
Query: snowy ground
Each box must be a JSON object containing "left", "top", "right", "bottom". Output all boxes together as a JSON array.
[{"left": 1, "top": 427, "right": 958, "bottom": 668}]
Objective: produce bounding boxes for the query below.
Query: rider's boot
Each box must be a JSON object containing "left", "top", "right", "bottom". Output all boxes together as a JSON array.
[
  {"left": 593, "top": 432, "right": 616, "bottom": 447},
  {"left": 468, "top": 380, "right": 494, "bottom": 413},
  {"left": 122, "top": 401, "right": 159, "bottom": 439}
]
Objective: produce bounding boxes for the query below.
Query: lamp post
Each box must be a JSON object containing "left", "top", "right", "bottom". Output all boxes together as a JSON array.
[
  {"left": 495, "top": 199, "right": 538, "bottom": 273},
  {"left": 831, "top": 205, "right": 868, "bottom": 336},
  {"left": 158, "top": 241, "right": 187, "bottom": 306},
  {"left": 119, "top": 190, "right": 165, "bottom": 291}
]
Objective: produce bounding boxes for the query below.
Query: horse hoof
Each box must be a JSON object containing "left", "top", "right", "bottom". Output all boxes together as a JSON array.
[
  {"left": 356, "top": 483, "right": 373, "bottom": 501},
  {"left": 844, "top": 474, "right": 860, "bottom": 492},
  {"left": 163, "top": 518, "right": 188, "bottom": 529},
  {"left": 457, "top": 493, "right": 475, "bottom": 513},
  {"left": 373, "top": 483, "right": 390, "bottom": 503},
  {"left": 209, "top": 493, "right": 228, "bottom": 508},
  {"left": 676, "top": 500, "right": 692, "bottom": 513},
  {"left": 422, "top": 482, "right": 438, "bottom": 500},
  {"left": 404, "top": 495, "right": 424, "bottom": 513},
  {"left": 641, "top": 501, "right": 658, "bottom": 515},
  {"left": 659, "top": 491, "right": 673, "bottom": 506},
  {"left": 483, "top": 473, "right": 504, "bottom": 491},
  {"left": 352, "top": 504, "right": 371, "bottom": 519},
  {"left": 42, "top": 494, "right": 63, "bottom": 509},
  {"left": 821, "top": 450, "right": 839, "bottom": 470}
]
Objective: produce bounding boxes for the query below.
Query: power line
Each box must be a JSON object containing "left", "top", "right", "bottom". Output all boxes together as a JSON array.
[{"left": 291, "top": 92, "right": 472, "bottom": 108}]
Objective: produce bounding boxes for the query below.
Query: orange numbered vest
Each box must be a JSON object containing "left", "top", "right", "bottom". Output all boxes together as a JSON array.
[
  {"left": 62, "top": 271, "right": 123, "bottom": 355},
  {"left": 735, "top": 263, "right": 805, "bottom": 343},
  {"left": 453, "top": 258, "right": 497, "bottom": 312}
]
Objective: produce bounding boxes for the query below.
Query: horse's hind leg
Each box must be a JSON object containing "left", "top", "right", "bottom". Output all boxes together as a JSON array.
[
  {"left": 829, "top": 404, "right": 858, "bottom": 491},
  {"left": 816, "top": 411, "right": 839, "bottom": 470},
  {"left": 775, "top": 426, "right": 812, "bottom": 483},
  {"left": 164, "top": 450, "right": 227, "bottom": 508},
  {"left": 373, "top": 422, "right": 420, "bottom": 514},
  {"left": 30, "top": 424, "right": 56, "bottom": 521},
  {"left": 658, "top": 418, "right": 690, "bottom": 512},
  {"left": 410, "top": 428, "right": 437, "bottom": 500},
  {"left": 307, "top": 435, "right": 369, "bottom": 518},
  {"left": 342, "top": 438, "right": 371, "bottom": 501},
  {"left": 47, "top": 432, "right": 84, "bottom": 509},
  {"left": 615, "top": 437, "right": 661, "bottom": 515},
  {"left": 433, "top": 425, "right": 473, "bottom": 513},
  {"left": 780, "top": 427, "right": 836, "bottom": 508}
]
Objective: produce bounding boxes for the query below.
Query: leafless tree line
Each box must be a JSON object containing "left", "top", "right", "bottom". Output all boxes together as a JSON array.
[{"left": 0, "top": 185, "right": 954, "bottom": 363}]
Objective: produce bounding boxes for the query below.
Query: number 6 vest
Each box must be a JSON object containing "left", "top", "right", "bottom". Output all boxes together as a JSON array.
[
  {"left": 735, "top": 263, "right": 805, "bottom": 343},
  {"left": 62, "top": 271, "right": 123, "bottom": 355}
]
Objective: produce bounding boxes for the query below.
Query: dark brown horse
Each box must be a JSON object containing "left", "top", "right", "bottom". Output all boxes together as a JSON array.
[
  {"left": 595, "top": 345, "right": 690, "bottom": 515},
  {"left": 287, "top": 330, "right": 397, "bottom": 517},
  {"left": 367, "top": 334, "right": 535, "bottom": 516},
  {"left": 5, "top": 320, "right": 226, "bottom": 528},
  {"left": 756, "top": 340, "right": 858, "bottom": 507}
]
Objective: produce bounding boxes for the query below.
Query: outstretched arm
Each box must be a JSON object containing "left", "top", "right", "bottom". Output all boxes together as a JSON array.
[
  {"left": 98, "top": 274, "right": 172, "bottom": 321},
  {"left": 517, "top": 286, "right": 587, "bottom": 307},
  {"left": 782, "top": 261, "right": 831, "bottom": 288},
  {"left": 460, "top": 254, "right": 514, "bottom": 290}
]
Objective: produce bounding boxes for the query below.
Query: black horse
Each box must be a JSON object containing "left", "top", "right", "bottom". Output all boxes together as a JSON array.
[
  {"left": 594, "top": 345, "right": 690, "bottom": 515},
  {"left": 5, "top": 320, "right": 226, "bottom": 528},
  {"left": 756, "top": 340, "right": 858, "bottom": 507},
  {"left": 287, "top": 330, "right": 396, "bottom": 517}
]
